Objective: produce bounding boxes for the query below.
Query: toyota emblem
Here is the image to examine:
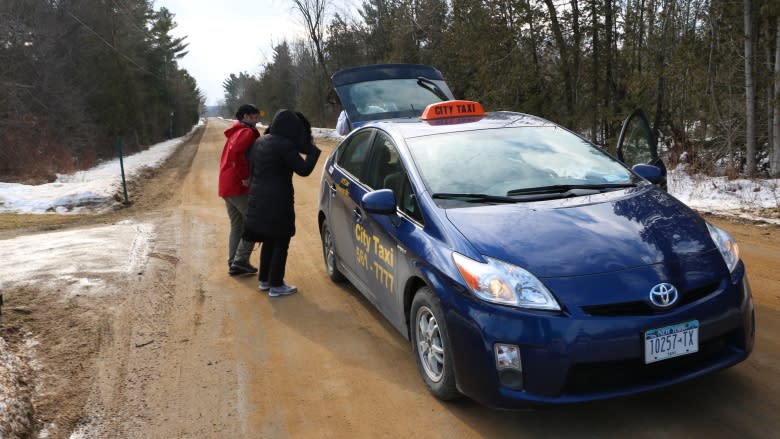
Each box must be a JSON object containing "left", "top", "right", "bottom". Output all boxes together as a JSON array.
[{"left": 649, "top": 283, "right": 679, "bottom": 308}]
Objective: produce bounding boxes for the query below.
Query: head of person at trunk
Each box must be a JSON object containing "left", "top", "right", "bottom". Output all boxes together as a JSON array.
[
  {"left": 243, "top": 109, "right": 322, "bottom": 297},
  {"left": 235, "top": 104, "right": 260, "bottom": 124}
]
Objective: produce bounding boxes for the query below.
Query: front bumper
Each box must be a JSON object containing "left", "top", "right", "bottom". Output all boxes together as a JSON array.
[{"left": 438, "top": 266, "right": 755, "bottom": 409}]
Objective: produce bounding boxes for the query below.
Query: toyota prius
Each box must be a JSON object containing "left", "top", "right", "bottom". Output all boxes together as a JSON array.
[{"left": 317, "top": 64, "right": 755, "bottom": 408}]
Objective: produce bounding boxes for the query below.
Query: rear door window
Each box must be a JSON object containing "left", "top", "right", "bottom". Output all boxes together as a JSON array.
[{"left": 336, "top": 130, "right": 374, "bottom": 180}]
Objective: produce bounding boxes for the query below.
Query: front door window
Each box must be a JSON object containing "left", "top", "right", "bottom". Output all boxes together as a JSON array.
[
  {"left": 616, "top": 109, "right": 667, "bottom": 190},
  {"left": 617, "top": 109, "right": 657, "bottom": 167}
]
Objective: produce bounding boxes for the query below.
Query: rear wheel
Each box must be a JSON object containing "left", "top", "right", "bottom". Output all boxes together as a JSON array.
[
  {"left": 320, "top": 219, "right": 345, "bottom": 282},
  {"left": 410, "top": 287, "right": 459, "bottom": 400}
]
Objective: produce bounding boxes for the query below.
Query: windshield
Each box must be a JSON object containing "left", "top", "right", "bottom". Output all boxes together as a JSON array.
[
  {"left": 407, "top": 126, "right": 638, "bottom": 202},
  {"left": 337, "top": 78, "right": 453, "bottom": 123}
]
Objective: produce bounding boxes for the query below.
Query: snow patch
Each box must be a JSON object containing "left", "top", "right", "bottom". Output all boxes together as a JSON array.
[
  {"left": 0, "top": 222, "right": 156, "bottom": 298},
  {"left": 669, "top": 170, "right": 780, "bottom": 211},
  {"left": 0, "top": 122, "right": 202, "bottom": 214},
  {"left": 0, "top": 337, "right": 34, "bottom": 438},
  {"left": 312, "top": 126, "right": 345, "bottom": 140}
]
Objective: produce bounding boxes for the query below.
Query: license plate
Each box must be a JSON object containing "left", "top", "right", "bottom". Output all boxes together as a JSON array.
[{"left": 644, "top": 320, "right": 699, "bottom": 364}]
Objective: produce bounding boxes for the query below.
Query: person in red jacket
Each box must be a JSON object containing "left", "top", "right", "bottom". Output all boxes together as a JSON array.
[{"left": 219, "top": 104, "right": 261, "bottom": 275}]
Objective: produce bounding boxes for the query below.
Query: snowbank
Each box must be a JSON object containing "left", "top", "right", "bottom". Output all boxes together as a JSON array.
[
  {"left": 0, "top": 119, "right": 347, "bottom": 215},
  {"left": 0, "top": 123, "right": 202, "bottom": 214}
]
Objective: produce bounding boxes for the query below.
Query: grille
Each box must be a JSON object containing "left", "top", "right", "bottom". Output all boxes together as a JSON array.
[{"left": 581, "top": 281, "right": 720, "bottom": 317}]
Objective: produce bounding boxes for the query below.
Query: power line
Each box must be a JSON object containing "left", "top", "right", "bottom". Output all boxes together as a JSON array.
[
  {"left": 65, "top": 9, "right": 162, "bottom": 80},
  {"left": 112, "top": 0, "right": 153, "bottom": 37}
]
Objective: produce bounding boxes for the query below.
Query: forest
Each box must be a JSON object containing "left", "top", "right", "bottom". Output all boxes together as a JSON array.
[
  {"left": 226, "top": 0, "right": 780, "bottom": 178},
  {"left": 0, "top": 0, "right": 203, "bottom": 182},
  {"left": 1, "top": 0, "right": 779, "bottom": 182}
]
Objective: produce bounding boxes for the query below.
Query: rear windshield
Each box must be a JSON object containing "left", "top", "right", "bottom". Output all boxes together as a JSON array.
[
  {"left": 406, "top": 126, "right": 636, "bottom": 196},
  {"left": 338, "top": 78, "right": 453, "bottom": 123}
]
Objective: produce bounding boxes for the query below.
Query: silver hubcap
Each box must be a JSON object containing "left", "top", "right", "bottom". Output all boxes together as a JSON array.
[
  {"left": 416, "top": 306, "right": 445, "bottom": 382},
  {"left": 323, "top": 226, "right": 336, "bottom": 274}
]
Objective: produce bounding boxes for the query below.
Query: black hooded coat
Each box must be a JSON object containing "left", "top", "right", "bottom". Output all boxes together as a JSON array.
[{"left": 243, "top": 110, "right": 321, "bottom": 240}]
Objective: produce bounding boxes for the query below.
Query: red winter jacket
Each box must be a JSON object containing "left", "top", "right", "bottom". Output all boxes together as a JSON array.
[{"left": 218, "top": 120, "right": 260, "bottom": 197}]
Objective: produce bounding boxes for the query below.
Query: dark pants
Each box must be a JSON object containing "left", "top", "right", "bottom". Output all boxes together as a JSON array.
[{"left": 257, "top": 235, "right": 292, "bottom": 287}]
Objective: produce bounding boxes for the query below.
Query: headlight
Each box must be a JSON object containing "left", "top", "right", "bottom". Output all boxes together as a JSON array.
[
  {"left": 706, "top": 222, "right": 740, "bottom": 273},
  {"left": 452, "top": 253, "right": 560, "bottom": 311}
]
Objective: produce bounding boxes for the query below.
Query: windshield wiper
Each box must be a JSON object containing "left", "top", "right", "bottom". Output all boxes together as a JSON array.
[
  {"left": 506, "top": 183, "right": 636, "bottom": 196},
  {"left": 431, "top": 192, "right": 519, "bottom": 204},
  {"left": 433, "top": 184, "right": 637, "bottom": 205},
  {"left": 417, "top": 76, "right": 449, "bottom": 101}
]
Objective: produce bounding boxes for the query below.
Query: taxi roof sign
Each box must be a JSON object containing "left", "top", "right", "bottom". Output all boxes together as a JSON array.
[{"left": 421, "top": 100, "right": 485, "bottom": 120}]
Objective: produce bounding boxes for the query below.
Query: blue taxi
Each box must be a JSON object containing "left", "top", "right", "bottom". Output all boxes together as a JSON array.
[{"left": 318, "top": 64, "right": 755, "bottom": 408}]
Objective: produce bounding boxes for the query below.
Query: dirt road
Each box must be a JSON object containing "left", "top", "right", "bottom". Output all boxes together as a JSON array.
[{"left": 4, "top": 119, "right": 780, "bottom": 438}]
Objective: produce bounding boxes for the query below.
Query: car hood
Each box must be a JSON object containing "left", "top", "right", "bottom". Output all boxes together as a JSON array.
[{"left": 444, "top": 187, "right": 717, "bottom": 278}]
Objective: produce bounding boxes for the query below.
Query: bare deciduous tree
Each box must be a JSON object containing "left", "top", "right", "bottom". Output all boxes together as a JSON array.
[{"left": 291, "top": 0, "right": 331, "bottom": 81}]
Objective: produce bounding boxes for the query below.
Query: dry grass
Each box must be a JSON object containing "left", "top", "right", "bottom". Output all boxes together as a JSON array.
[{"left": 0, "top": 213, "right": 97, "bottom": 234}]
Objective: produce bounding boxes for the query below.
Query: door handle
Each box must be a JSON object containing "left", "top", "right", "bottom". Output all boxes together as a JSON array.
[
  {"left": 329, "top": 183, "right": 337, "bottom": 197},
  {"left": 353, "top": 207, "right": 363, "bottom": 224}
]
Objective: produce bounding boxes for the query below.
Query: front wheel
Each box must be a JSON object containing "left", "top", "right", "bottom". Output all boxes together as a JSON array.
[
  {"left": 320, "top": 219, "right": 345, "bottom": 282},
  {"left": 410, "top": 287, "right": 459, "bottom": 400}
]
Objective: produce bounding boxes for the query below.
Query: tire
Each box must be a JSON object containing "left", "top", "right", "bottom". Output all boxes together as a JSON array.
[
  {"left": 410, "top": 287, "right": 460, "bottom": 400},
  {"left": 321, "top": 219, "right": 345, "bottom": 282}
]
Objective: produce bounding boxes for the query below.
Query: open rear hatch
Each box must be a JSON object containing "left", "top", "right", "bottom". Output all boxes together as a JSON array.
[{"left": 331, "top": 64, "right": 455, "bottom": 129}]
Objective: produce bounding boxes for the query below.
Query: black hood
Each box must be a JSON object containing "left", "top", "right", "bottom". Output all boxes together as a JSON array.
[{"left": 268, "top": 109, "right": 305, "bottom": 144}]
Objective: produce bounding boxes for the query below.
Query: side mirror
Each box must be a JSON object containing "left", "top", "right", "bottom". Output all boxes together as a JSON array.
[
  {"left": 362, "top": 189, "right": 397, "bottom": 215},
  {"left": 632, "top": 164, "right": 663, "bottom": 185}
]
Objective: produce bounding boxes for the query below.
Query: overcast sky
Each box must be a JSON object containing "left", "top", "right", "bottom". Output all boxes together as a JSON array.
[{"left": 154, "top": 0, "right": 309, "bottom": 106}]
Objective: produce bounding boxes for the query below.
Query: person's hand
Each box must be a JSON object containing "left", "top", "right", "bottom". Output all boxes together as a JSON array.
[
  {"left": 298, "top": 139, "right": 315, "bottom": 155},
  {"left": 241, "top": 179, "right": 250, "bottom": 187}
]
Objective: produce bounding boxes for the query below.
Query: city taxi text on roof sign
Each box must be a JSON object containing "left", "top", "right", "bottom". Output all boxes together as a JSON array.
[{"left": 421, "top": 100, "right": 485, "bottom": 119}]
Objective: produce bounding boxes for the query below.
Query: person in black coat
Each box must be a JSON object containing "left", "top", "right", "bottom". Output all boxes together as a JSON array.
[{"left": 243, "top": 109, "right": 321, "bottom": 297}]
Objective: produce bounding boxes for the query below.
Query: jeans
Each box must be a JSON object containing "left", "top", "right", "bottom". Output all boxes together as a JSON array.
[{"left": 224, "top": 195, "right": 254, "bottom": 266}]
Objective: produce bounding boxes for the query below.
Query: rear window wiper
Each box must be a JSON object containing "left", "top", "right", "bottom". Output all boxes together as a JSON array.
[
  {"left": 506, "top": 183, "right": 636, "bottom": 196},
  {"left": 417, "top": 76, "right": 449, "bottom": 101},
  {"left": 431, "top": 192, "right": 519, "bottom": 204}
]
